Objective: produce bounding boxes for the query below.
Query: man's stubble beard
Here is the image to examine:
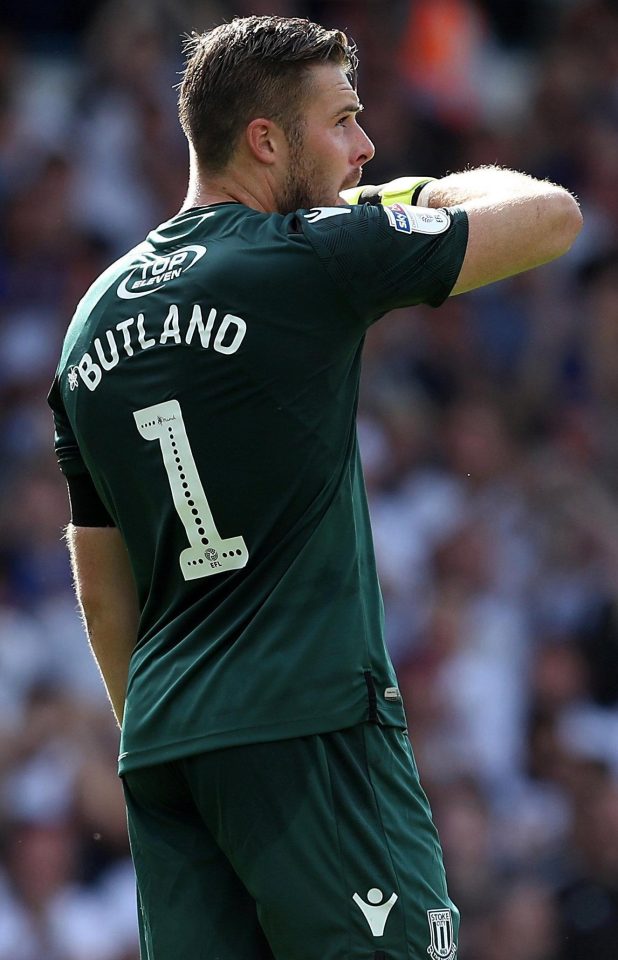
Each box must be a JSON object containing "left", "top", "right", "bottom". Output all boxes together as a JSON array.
[{"left": 276, "top": 127, "right": 333, "bottom": 213}]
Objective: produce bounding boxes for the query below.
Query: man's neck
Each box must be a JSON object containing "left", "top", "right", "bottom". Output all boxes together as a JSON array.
[{"left": 181, "top": 162, "right": 278, "bottom": 214}]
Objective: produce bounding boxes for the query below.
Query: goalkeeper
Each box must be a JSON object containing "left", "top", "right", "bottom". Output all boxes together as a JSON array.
[{"left": 48, "top": 13, "right": 582, "bottom": 960}]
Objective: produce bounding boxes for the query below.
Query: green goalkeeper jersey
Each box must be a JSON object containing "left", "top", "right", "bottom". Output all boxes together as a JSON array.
[{"left": 49, "top": 200, "right": 468, "bottom": 773}]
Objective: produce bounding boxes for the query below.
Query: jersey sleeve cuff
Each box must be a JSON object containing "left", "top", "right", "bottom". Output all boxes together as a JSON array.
[{"left": 66, "top": 472, "right": 115, "bottom": 527}]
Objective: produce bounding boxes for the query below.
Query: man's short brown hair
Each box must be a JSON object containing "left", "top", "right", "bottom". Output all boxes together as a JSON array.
[{"left": 178, "top": 15, "right": 357, "bottom": 173}]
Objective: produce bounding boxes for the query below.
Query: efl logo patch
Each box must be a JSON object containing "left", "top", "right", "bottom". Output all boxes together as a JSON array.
[
  {"left": 385, "top": 203, "right": 450, "bottom": 236},
  {"left": 427, "top": 909, "right": 456, "bottom": 960}
]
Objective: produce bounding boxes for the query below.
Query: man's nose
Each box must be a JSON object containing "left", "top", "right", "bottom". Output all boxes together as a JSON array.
[{"left": 355, "top": 127, "right": 375, "bottom": 165}]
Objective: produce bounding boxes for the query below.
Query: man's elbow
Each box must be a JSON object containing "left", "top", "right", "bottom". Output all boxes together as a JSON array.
[{"left": 550, "top": 190, "right": 583, "bottom": 259}]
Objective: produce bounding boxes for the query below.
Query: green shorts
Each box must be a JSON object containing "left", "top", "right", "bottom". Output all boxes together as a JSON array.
[{"left": 122, "top": 724, "right": 459, "bottom": 960}]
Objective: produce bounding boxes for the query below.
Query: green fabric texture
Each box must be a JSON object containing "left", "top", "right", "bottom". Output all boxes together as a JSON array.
[{"left": 49, "top": 201, "right": 468, "bottom": 772}]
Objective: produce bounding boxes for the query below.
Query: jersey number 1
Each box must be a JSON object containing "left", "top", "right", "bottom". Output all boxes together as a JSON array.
[{"left": 134, "top": 399, "right": 249, "bottom": 581}]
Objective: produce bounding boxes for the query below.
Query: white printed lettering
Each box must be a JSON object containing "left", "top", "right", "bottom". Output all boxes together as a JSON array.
[
  {"left": 78, "top": 353, "right": 102, "bottom": 391},
  {"left": 185, "top": 305, "right": 217, "bottom": 347},
  {"left": 137, "top": 313, "right": 155, "bottom": 349},
  {"left": 116, "top": 317, "right": 135, "bottom": 356},
  {"left": 168, "top": 252, "right": 188, "bottom": 270},
  {"left": 94, "top": 330, "right": 120, "bottom": 371},
  {"left": 151, "top": 256, "right": 169, "bottom": 276},
  {"left": 75, "top": 302, "right": 247, "bottom": 392},
  {"left": 159, "top": 304, "right": 181, "bottom": 344},
  {"left": 214, "top": 314, "right": 247, "bottom": 355}
]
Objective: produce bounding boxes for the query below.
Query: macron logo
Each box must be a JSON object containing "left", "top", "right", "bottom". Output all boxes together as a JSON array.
[
  {"left": 353, "top": 888, "right": 398, "bottom": 937},
  {"left": 303, "top": 207, "right": 353, "bottom": 223}
]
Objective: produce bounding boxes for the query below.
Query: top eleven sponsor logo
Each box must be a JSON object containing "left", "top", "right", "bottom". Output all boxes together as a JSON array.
[{"left": 117, "top": 245, "right": 207, "bottom": 299}]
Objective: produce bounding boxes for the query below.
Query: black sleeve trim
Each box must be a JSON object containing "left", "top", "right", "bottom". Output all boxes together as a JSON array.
[
  {"left": 364, "top": 671, "right": 380, "bottom": 724},
  {"left": 358, "top": 187, "right": 383, "bottom": 206},
  {"left": 66, "top": 473, "right": 115, "bottom": 527},
  {"left": 411, "top": 181, "right": 428, "bottom": 204}
]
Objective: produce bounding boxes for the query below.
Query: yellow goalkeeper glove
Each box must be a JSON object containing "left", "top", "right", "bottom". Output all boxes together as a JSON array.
[{"left": 340, "top": 176, "right": 436, "bottom": 207}]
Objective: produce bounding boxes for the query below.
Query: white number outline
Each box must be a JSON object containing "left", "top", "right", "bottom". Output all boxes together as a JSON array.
[{"left": 134, "top": 399, "right": 248, "bottom": 580}]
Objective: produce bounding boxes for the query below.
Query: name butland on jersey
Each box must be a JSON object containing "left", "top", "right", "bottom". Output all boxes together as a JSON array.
[{"left": 49, "top": 200, "right": 468, "bottom": 774}]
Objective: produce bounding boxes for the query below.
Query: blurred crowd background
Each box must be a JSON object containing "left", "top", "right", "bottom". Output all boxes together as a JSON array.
[{"left": 0, "top": 0, "right": 617, "bottom": 957}]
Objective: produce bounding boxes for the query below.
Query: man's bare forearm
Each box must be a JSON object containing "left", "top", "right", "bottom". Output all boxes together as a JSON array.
[
  {"left": 67, "top": 525, "right": 139, "bottom": 726},
  {"left": 416, "top": 165, "right": 576, "bottom": 207},
  {"left": 342, "top": 166, "right": 582, "bottom": 293},
  {"left": 417, "top": 166, "right": 582, "bottom": 294},
  {"left": 81, "top": 610, "right": 136, "bottom": 726}
]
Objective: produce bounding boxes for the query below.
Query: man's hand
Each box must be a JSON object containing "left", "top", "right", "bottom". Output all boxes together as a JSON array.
[{"left": 340, "top": 176, "right": 435, "bottom": 207}]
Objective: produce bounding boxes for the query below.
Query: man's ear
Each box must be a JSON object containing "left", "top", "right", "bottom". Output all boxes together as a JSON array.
[{"left": 245, "top": 118, "right": 284, "bottom": 165}]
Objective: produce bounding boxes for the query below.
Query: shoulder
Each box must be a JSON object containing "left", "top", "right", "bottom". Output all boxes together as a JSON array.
[
  {"left": 287, "top": 203, "right": 377, "bottom": 234},
  {"left": 284, "top": 204, "right": 385, "bottom": 258},
  {"left": 288, "top": 202, "right": 460, "bottom": 244}
]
